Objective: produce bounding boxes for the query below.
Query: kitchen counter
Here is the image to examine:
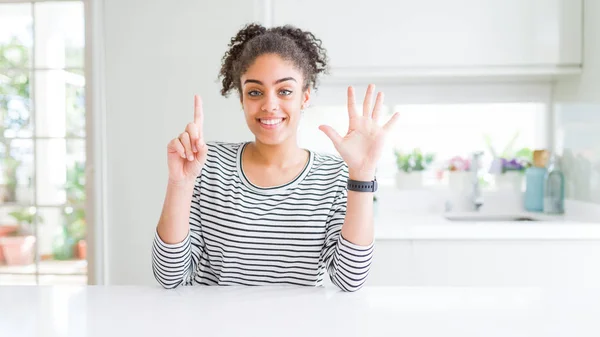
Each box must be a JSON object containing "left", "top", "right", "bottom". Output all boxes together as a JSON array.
[
  {"left": 2, "top": 285, "right": 600, "bottom": 337},
  {"left": 372, "top": 186, "right": 600, "bottom": 240},
  {"left": 374, "top": 212, "right": 600, "bottom": 240}
]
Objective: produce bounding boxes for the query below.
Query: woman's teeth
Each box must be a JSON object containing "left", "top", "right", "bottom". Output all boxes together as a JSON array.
[{"left": 259, "top": 118, "right": 284, "bottom": 125}]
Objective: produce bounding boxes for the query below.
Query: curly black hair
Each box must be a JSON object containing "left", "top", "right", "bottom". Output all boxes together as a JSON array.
[{"left": 218, "top": 23, "right": 329, "bottom": 98}]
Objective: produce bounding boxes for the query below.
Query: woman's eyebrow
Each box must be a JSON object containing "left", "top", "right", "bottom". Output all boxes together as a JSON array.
[{"left": 243, "top": 77, "right": 297, "bottom": 85}]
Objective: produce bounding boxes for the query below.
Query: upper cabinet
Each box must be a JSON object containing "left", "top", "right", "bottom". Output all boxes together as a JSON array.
[{"left": 270, "top": 0, "right": 582, "bottom": 79}]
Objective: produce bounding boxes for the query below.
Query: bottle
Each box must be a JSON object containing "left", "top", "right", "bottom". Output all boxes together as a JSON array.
[
  {"left": 543, "top": 154, "right": 565, "bottom": 214},
  {"left": 524, "top": 150, "right": 548, "bottom": 212}
]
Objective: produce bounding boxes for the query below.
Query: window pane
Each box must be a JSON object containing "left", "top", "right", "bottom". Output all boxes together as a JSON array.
[
  {"left": 34, "top": 1, "right": 85, "bottom": 69},
  {"left": 36, "top": 139, "right": 85, "bottom": 205},
  {"left": 0, "top": 3, "right": 32, "bottom": 69},
  {"left": 37, "top": 206, "right": 86, "bottom": 272},
  {"left": 1, "top": 70, "right": 33, "bottom": 137},
  {"left": 0, "top": 139, "right": 34, "bottom": 204},
  {"left": 34, "top": 70, "right": 86, "bottom": 137},
  {"left": 383, "top": 103, "right": 546, "bottom": 185}
]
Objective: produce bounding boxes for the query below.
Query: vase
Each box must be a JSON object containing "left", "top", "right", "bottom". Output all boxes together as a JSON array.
[
  {"left": 446, "top": 171, "right": 475, "bottom": 212},
  {"left": 395, "top": 171, "right": 423, "bottom": 190},
  {"left": 495, "top": 171, "right": 524, "bottom": 193},
  {"left": 0, "top": 235, "right": 36, "bottom": 265}
]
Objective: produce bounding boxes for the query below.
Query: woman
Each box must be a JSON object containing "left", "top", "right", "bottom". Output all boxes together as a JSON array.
[{"left": 152, "top": 23, "right": 399, "bottom": 292}]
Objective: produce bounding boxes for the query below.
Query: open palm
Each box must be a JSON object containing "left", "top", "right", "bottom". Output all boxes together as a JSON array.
[{"left": 319, "top": 84, "right": 399, "bottom": 180}]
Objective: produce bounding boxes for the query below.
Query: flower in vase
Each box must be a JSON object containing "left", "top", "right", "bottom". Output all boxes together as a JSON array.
[
  {"left": 489, "top": 157, "right": 529, "bottom": 174},
  {"left": 446, "top": 156, "right": 471, "bottom": 172}
]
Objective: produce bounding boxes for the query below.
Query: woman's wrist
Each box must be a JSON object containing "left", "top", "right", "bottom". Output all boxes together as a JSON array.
[
  {"left": 348, "top": 169, "right": 375, "bottom": 182},
  {"left": 167, "top": 177, "right": 196, "bottom": 188}
]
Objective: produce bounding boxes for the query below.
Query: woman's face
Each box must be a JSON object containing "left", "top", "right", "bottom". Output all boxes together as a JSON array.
[{"left": 240, "top": 53, "right": 310, "bottom": 146}]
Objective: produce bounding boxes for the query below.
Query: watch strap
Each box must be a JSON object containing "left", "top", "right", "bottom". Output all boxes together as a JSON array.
[{"left": 347, "top": 177, "right": 378, "bottom": 192}]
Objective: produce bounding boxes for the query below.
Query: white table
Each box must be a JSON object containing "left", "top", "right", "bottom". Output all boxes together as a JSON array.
[{"left": 1, "top": 285, "right": 599, "bottom": 337}]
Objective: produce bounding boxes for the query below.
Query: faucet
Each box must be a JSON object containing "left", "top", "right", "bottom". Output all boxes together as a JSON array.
[{"left": 470, "top": 151, "right": 484, "bottom": 211}]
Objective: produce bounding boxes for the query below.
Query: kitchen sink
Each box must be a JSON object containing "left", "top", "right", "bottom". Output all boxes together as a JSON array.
[{"left": 444, "top": 213, "right": 539, "bottom": 222}]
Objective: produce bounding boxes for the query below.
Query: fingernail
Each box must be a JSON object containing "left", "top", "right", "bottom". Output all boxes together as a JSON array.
[
  {"left": 193, "top": 145, "right": 198, "bottom": 152},
  {"left": 188, "top": 154, "right": 194, "bottom": 161},
  {"left": 180, "top": 153, "right": 186, "bottom": 159}
]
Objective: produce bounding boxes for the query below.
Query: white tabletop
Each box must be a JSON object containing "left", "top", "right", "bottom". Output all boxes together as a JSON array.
[{"left": 2, "top": 285, "right": 599, "bottom": 337}]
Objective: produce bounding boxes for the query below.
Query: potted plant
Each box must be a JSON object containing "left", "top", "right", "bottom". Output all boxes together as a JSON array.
[
  {"left": 485, "top": 132, "right": 532, "bottom": 192},
  {"left": 443, "top": 156, "right": 472, "bottom": 192},
  {"left": 0, "top": 207, "right": 43, "bottom": 265},
  {"left": 394, "top": 148, "right": 435, "bottom": 189}
]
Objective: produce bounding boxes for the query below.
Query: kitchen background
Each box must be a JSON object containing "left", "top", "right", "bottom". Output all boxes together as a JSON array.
[{"left": 0, "top": 0, "right": 598, "bottom": 287}]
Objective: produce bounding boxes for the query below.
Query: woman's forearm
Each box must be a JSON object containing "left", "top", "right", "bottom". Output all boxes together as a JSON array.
[
  {"left": 340, "top": 171, "right": 375, "bottom": 246},
  {"left": 156, "top": 180, "right": 196, "bottom": 244}
]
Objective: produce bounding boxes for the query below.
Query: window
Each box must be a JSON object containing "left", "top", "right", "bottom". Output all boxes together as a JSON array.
[
  {"left": 0, "top": 1, "right": 87, "bottom": 285},
  {"left": 299, "top": 83, "right": 550, "bottom": 188}
]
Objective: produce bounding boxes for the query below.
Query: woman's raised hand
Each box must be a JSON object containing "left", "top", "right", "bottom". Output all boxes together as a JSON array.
[{"left": 166, "top": 95, "right": 209, "bottom": 185}]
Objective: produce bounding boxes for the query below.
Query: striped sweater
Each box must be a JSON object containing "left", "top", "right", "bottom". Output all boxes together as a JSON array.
[{"left": 152, "top": 141, "right": 373, "bottom": 292}]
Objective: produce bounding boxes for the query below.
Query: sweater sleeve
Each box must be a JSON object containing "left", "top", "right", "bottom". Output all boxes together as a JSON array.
[
  {"left": 321, "top": 179, "right": 374, "bottom": 292},
  {"left": 152, "top": 178, "right": 205, "bottom": 289}
]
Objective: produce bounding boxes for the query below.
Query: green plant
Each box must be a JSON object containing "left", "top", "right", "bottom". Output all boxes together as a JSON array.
[
  {"left": 7, "top": 207, "right": 43, "bottom": 236},
  {"left": 484, "top": 132, "right": 534, "bottom": 174},
  {"left": 65, "top": 161, "right": 86, "bottom": 204},
  {"left": 483, "top": 131, "right": 533, "bottom": 163},
  {"left": 53, "top": 161, "right": 86, "bottom": 259},
  {"left": 394, "top": 148, "right": 435, "bottom": 173},
  {"left": 2, "top": 156, "right": 21, "bottom": 201}
]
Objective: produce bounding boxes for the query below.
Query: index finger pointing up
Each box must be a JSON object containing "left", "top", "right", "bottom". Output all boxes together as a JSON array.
[{"left": 194, "top": 95, "right": 203, "bottom": 129}]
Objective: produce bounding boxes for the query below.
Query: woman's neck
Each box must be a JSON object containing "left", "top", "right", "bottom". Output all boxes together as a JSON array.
[{"left": 246, "top": 137, "right": 307, "bottom": 169}]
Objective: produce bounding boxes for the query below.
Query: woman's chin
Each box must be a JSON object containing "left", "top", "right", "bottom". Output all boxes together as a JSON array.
[
  {"left": 255, "top": 135, "right": 285, "bottom": 146},
  {"left": 252, "top": 130, "right": 290, "bottom": 146}
]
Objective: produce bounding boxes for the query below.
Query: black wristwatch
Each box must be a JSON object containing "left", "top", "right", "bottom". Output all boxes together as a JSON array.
[{"left": 347, "top": 177, "right": 378, "bottom": 192}]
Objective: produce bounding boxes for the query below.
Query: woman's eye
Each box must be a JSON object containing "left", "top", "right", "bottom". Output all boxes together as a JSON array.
[
  {"left": 248, "top": 90, "right": 261, "bottom": 97},
  {"left": 279, "top": 89, "right": 292, "bottom": 96}
]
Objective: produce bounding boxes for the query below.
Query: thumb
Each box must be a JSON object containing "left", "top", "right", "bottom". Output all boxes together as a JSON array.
[{"left": 319, "top": 125, "right": 343, "bottom": 147}]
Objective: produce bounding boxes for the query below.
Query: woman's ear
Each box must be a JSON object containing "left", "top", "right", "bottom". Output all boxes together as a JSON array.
[{"left": 302, "top": 87, "right": 311, "bottom": 109}]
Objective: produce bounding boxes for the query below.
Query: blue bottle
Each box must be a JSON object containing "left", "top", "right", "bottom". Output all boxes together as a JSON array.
[
  {"left": 524, "top": 150, "right": 548, "bottom": 212},
  {"left": 543, "top": 154, "right": 565, "bottom": 214}
]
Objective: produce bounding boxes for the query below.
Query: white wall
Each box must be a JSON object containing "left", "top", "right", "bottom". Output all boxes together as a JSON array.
[{"left": 102, "top": 0, "right": 256, "bottom": 285}]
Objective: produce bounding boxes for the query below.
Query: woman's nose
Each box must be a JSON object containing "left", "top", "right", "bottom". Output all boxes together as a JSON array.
[{"left": 261, "top": 94, "right": 279, "bottom": 112}]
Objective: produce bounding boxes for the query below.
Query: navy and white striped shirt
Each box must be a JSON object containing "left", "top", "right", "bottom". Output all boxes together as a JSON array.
[{"left": 152, "top": 141, "right": 373, "bottom": 292}]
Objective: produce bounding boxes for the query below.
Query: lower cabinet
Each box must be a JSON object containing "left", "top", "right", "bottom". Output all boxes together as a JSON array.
[{"left": 365, "top": 240, "right": 600, "bottom": 287}]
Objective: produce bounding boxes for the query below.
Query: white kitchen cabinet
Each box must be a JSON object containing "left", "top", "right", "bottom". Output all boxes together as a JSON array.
[
  {"left": 365, "top": 241, "right": 415, "bottom": 286},
  {"left": 367, "top": 240, "right": 600, "bottom": 287},
  {"left": 271, "top": 0, "right": 582, "bottom": 78}
]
